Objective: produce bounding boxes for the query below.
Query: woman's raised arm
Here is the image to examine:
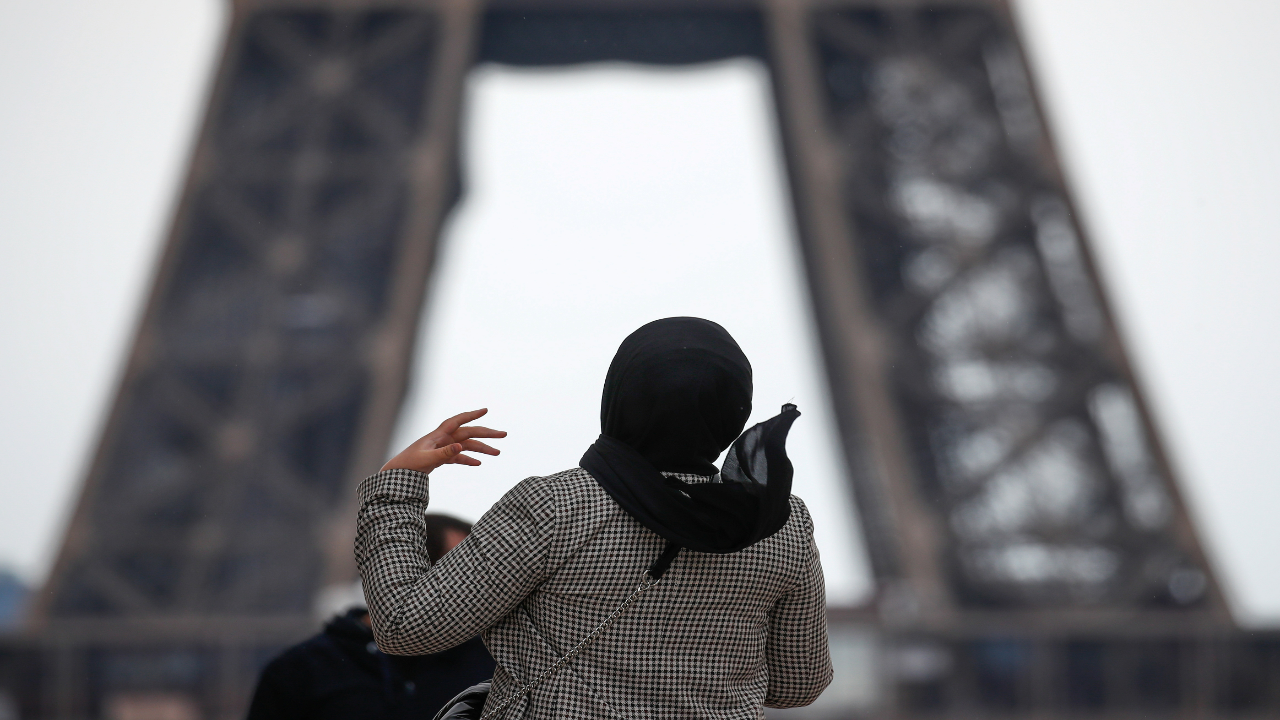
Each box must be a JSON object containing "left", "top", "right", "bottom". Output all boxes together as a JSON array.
[{"left": 355, "top": 410, "right": 557, "bottom": 655}]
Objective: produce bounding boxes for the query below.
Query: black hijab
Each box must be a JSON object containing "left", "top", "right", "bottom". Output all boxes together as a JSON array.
[{"left": 580, "top": 317, "right": 800, "bottom": 555}]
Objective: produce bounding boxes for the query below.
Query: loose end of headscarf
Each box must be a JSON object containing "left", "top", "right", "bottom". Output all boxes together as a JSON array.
[
  {"left": 721, "top": 404, "right": 801, "bottom": 491},
  {"left": 716, "top": 404, "right": 800, "bottom": 546}
]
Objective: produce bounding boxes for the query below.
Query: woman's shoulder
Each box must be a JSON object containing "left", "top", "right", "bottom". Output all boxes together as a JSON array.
[
  {"left": 493, "top": 468, "right": 629, "bottom": 562},
  {"left": 502, "top": 466, "right": 598, "bottom": 499},
  {"left": 786, "top": 494, "right": 815, "bottom": 538},
  {"left": 728, "top": 495, "right": 814, "bottom": 570},
  {"left": 718, "top": 496, "right": 814, "bottom": 584},
  {"left": 495, "top": 467, "right": 613, "bottom": 518}
]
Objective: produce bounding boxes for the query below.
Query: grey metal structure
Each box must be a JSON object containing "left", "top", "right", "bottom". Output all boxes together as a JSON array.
[
  {"left": 25, "top": 4, "right": 475, "bottom": 716},
  {"left": 777, "top": 1, "right": 1226, "bottom": 621},
  {"left": 6, "top": 0, "right": 1272, "bottom": 718}
]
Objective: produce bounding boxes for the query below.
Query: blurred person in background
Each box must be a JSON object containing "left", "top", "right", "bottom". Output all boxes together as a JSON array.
[{"left": 245, "top": 514, "right": 494, "bottom": 720}]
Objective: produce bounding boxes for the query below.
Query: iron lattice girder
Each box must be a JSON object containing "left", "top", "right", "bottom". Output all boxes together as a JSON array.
[
  {"left": 769, "top": 0, "right": 1227, "bottom": 619},
  {"left": 36, "top": 6, "right": 463, "bottom": 622}
]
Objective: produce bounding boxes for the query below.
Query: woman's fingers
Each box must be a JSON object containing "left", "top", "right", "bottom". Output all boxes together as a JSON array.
[
  {"left": 448, "top": 452, "right": 483, "bottom": 467},
  {"left": 461, "top": 439, "right": 500, "bottom": 456},
  {"left": 382, "top": 441, "right": 463, "bottom": 473},
  {"left": 455, "top": 425, "right": 506, "bottom": 440},
  {"left": 418, "top": 442, "right": 464, "bottom": 470},
  {"left": 436, "top": 408, "right": 488, "bottom": 435}
]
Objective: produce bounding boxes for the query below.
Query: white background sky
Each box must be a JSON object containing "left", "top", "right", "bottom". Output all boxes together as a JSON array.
[{"left": 0, "top": 1, "right": 1277, "bottom": 623}]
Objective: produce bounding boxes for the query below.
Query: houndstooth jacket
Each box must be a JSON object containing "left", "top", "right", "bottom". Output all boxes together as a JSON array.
[{"left": 355, "top": 466, "right": 832, "bottom": 719}]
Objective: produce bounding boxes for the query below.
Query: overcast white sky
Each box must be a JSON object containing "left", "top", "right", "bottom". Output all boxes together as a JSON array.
[{"left": 0, "top": 1, "right": 1277, "bottom": 623}]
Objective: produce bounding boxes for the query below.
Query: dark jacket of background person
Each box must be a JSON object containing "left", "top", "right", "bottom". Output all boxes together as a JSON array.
[
  {"left": 247, "top": 513, "right": 490, "bottom": 719},
  {"left": 246, "top": 607, "right": 495, "bottom": 720},
  {"left": 355, "top": 467, "right": 831, "bottom": 719}
]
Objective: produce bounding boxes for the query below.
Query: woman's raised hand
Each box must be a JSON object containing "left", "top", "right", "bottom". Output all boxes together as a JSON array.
[{"left": 380, "top": 408, "right": 507, "bottom": 474}]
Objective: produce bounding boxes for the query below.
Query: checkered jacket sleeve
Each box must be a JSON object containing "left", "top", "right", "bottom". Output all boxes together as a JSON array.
[
  {"left": 354, "top": 468, "right": 557, "bottom": 655},
  {"left": 764, "top": 506, "right": 832, "bottom": 708}
]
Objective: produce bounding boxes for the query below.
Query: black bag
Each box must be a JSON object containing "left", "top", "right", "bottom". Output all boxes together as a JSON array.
[{"left": 430, "top": 542, "right": 680, "bottom": 720}]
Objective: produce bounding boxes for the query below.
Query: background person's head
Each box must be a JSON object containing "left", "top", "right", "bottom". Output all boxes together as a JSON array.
[
  {"left": 344, "top": 514, "right": 471, "bottom": 626},
  {"left": 423, "top": 513, "right": 473, "bottom": 562}
]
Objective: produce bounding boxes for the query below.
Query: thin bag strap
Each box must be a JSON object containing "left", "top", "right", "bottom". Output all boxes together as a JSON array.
[{"left": 479, "top": 541, "right": 681, "bottom": 720}]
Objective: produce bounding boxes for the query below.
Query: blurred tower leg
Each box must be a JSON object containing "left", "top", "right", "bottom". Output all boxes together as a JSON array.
[
  {"left": 763, "top": 2, "right": 1251, "bottom": 717},
  {"left": 26, "top": 1, "right": 480, "bottom": 716},
  {"left": 765, "top": 2, "right": 1243, "bottom": 716},
  {"left": 767, "top": 0, "right": 1229, "bottom": 624}
]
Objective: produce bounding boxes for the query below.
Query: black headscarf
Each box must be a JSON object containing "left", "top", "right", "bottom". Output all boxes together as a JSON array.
[{"left": 580, "top": 318, "right": 800, "bottom": 555}]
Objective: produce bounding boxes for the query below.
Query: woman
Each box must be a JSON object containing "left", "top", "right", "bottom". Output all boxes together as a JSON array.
[{"left": 355, "top": 317, "right": 832, "bottom": 718}]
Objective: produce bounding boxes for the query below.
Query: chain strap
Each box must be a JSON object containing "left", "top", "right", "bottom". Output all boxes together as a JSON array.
[{"left": 477, "top": 571, "right": 662, "bottom": 720}]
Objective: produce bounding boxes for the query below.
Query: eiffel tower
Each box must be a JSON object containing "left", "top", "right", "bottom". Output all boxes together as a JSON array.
[{"left": 5, "top": 0, "right": 1275, "bottom": 718}]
